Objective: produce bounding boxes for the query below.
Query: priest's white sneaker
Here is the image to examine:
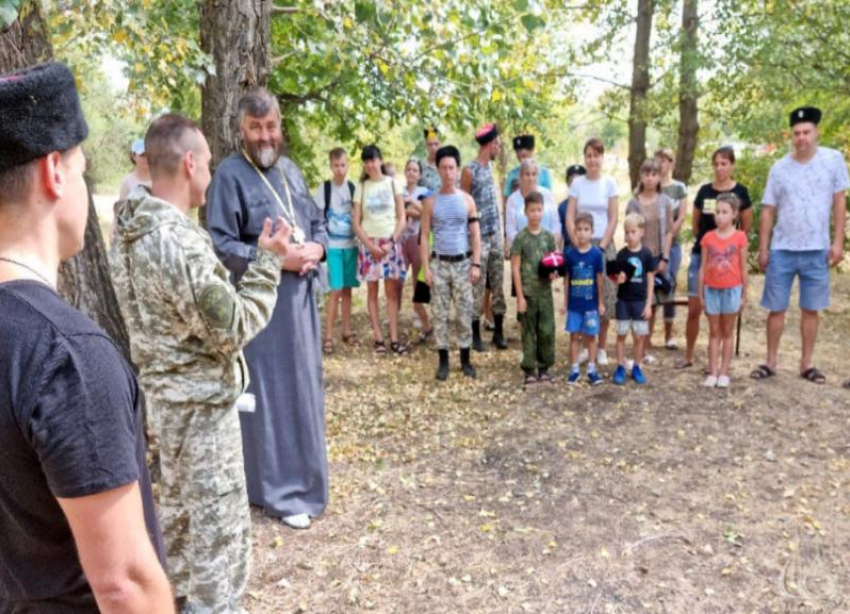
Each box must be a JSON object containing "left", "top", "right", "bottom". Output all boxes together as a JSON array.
[
  {"left": 281, "top": 513, "right": 311, "bottom": 529},
  {"left": 596, "top": 349, "right": 609, "bottom": 366},
  {"left": 644, "top": 353, "right": 658, "bottom": 365},
  {"left": 577, "top": 348, "right": 589, "bottom": 364}
]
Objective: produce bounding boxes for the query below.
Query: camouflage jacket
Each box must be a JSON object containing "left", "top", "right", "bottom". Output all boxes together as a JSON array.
[{"left": 109, "top": 187, "right": 281, "bottom": 407}]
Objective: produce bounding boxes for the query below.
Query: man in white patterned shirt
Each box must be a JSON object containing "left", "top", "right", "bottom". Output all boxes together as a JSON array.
[{"left": 752, "top": 106, "right": 849, "bottom": 385}]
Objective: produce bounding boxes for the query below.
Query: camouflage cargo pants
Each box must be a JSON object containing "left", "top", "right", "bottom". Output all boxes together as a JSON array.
[
  {"left": 157, "top": 397, "right": 250, "bottom": 614},
  {"left": 519, "top": 292, "right": 556, "bottom": 371},
  {"left": 472, "top": 231, "right": 507, "bottom": 317},
  {"left": 431, "top": 258, "right": 473, "bottom": 350}
]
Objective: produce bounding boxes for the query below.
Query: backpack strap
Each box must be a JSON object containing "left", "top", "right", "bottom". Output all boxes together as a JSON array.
[{"left": 323, "top": 180, "right": 331, "bottom": 220}]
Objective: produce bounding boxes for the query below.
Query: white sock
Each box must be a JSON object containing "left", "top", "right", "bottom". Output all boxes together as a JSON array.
[{"left": 587, "top": 362, "right": 597, "bottom": 373}]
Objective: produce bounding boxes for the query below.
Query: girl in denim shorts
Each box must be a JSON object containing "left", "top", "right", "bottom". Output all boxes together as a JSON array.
[{"left": 699, "top": 193, "right": 748, "bottom": 388}]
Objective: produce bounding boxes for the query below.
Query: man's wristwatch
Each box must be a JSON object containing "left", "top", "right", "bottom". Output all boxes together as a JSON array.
[{"left": 471, "top": 263, "right": 481, "bottom": 268}]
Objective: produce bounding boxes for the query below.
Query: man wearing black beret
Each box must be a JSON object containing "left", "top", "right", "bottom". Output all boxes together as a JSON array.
[
  {"left": 503, "top": 133, "right": 553, "bottom": 198},
  {"left": 0, "top": 62, "right": 173, "bottom": 612},
  {"left": 752, "top": 106, "right": 849, "bottom": 385},
  {"left": 461, "top": 123, "right": 509, "bottom": 350}
]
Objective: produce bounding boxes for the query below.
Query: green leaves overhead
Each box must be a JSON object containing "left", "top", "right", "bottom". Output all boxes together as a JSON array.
[
  {"left": 270, "top": 0, "right": 582, "bottom": 160},
  {"left": 47, "top": 1, "right": 212, "bottom": 117}
]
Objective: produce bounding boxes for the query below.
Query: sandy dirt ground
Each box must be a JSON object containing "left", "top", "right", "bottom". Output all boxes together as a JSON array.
[{"left": 241, "top": 269, "right": 850, "bottom": 614}]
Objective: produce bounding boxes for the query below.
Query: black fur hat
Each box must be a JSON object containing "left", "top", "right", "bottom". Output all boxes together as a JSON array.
[{"left": 0, "top": 62, "right": 89, "bottom": 173}]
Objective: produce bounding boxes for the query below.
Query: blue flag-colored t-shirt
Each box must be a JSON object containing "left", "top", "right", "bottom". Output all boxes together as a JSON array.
[{"left": 565, "top": 245, "right": 604, "bottom": 313}]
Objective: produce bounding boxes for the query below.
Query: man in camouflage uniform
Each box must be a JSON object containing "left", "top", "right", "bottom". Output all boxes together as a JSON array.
[
  {"left": 420, "top": 145, "right": 481, "bottom": 381},
  {"left": 109, "top": 114, "right": 291, "bottom": 614},
  {"left": 460, "top": 123, "right": 508, "bottom": 351}
]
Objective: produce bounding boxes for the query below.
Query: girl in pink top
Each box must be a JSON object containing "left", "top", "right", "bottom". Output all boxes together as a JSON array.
[{"left": 699, "top": 193, "right": 749, "bottom": 387}]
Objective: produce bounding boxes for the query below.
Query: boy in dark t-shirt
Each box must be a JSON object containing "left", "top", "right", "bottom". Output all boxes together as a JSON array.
[
  {"left": 0, "top": 61, "right": 172, "bottom": 613},
  {"left": 612, "top": 213, "right": 656, "bottom": 385}
]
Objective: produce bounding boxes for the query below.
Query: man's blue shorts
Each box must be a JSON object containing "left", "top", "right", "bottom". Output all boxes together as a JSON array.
[
  {"left": 566, "top": 310, "right": 600, "bottom": 336},
  {"left": 761, "top": 249, "right": 830, "bottom": 312}
]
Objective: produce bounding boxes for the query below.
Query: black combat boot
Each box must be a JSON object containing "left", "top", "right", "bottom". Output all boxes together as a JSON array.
[
  {"left": 492, "top": 314, "right": 508, "bottom": 349},
  {"left": 436, "top": 349, "right": 450, "bottom": 381},
  {"left": 460, "top": 347, "right": 477, "bottom": 378},
  {"left": 472, "top": 319, "right": 485, "bottom": 352}
]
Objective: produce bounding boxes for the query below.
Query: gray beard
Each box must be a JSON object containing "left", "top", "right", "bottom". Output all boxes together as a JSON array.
[{"left": 247, "top": 144, "right": 280, "bottom": 169}]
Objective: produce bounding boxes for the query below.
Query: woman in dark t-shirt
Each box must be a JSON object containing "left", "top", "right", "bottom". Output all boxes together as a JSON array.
[{"left": 677, "top": 146, "right": 752, "bottom": 368}]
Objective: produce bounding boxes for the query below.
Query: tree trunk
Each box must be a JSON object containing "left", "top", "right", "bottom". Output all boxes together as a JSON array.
[
  {"left": 200, "top": 0, "right": 271, "bottom": 169},
  {"left": 674, "top": 0, "right": 699, "bottom": 185},
  {"left": 628, "top": 0, "right": 654, "bottom": 191},
  {"left": 1, "top": 5, "right": 131, "bottom": 361}
]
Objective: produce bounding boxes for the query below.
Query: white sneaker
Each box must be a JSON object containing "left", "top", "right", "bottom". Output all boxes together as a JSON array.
[
  {"left": 644, "top": 354, "right": 659, "bottom": 365},
  {"left": 578, "top": 348, "right": 589, "bottom": 364},
  {"left": 281, "top": 513, "right": 311, "bottom": 529},
  {"left": 597, "top": 349, "right": 609, "bottom": 366},
  {"left": 702, "top": 375, "right": 718, "bottom": 388},
  {"left": 412, "top": 315, "right": 423, "bottom": 330},
  {"left": 717, "top": 375, "right": 730, "bottom": 388},
  {"left": 665, "top": 339, "right": 678, "bottom": 350}
]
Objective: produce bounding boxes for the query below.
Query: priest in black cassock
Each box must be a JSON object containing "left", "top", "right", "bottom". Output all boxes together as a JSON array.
[{"left": 207, "top": 87, "right": 328, "bottom": 530}]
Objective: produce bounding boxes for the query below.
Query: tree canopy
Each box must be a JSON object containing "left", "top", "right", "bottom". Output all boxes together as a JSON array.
[{"left": 4, "top": 0, "right": 850, "bottom": 188}]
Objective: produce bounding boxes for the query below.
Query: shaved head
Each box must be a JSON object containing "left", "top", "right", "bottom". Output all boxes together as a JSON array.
[{"left": 145, "top": 114, "right": 205, "bottom": 180}]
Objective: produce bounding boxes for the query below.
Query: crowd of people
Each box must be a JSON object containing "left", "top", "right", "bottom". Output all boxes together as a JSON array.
[
  {"left": 0, "top": 58, "right": 848, "bottom": 614},
  {"left": 316, "top": 112, "right": 847, "bottom": 391}
]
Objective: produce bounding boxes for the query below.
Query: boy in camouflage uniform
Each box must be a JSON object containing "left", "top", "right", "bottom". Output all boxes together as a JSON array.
[
  {"left": 110, "top": 114, "right": 291, "bottom": 614},
  {"left": 511, "top": 191, "right": 558, "bottom": 386}
]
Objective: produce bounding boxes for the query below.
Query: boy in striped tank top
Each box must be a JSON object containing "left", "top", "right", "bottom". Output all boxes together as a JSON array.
[{"left": 420, "top": 146, "right": 482, "bottom": 381}]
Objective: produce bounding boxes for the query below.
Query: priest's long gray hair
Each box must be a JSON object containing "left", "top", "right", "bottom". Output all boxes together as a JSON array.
[{"left": 237, "top": 87, "right": 281, "bottom": 125}]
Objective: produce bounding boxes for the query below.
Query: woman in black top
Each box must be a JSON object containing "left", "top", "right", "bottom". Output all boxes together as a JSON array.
[{"left": 677, "top": 146, "right": 752, "bottom": 368}]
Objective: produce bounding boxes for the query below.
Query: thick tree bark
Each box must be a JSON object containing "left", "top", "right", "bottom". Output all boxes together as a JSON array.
[
  {"left": 628, "top": 0, "right": 654, "bottom": 190},
  {"left": 200, "top": 0, "right": 271, "bottom": 169},
  {"left": 0, "top": 6, "right": 131, "bottom": 361},
  {"left": 0, "top": 5, "right": 51, "bottom": 67},
  {"left": 674, "top": 0, "right": 699, "bottom": 185}
]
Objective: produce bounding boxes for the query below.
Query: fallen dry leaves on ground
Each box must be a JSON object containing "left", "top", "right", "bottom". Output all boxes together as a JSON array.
[{"left": 247, "top": 275, "right": 850, "bottom": 614}]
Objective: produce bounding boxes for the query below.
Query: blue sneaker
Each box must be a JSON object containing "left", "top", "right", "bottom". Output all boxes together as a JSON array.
[
  {"left": 612, "top": 365, "right": 627, "bottom": 385},
  {"left": 567, "top": 370, "right": 581, "bottom": 385},
  {"left": 631, "top": 364, "right": 647, "bottom": 385},
  {"left": 587, "top": 371, "right": 604, "bottom": 386}
]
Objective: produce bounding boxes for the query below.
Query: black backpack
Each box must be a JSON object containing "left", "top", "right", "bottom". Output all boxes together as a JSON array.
[{"left": 323, "top": 180, "right": 356, "bottom": 220}]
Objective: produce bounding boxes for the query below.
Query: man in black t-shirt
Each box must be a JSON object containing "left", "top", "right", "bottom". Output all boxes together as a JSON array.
[{"left": 0, "top": 63, "right": 173, "bottom": 614}]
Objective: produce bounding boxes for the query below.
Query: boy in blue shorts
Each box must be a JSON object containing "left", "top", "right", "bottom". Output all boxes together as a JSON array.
[
  {"left": 564, "top": 212, "right": 605, "bottom": 385},
  {"left": 316, "top": 147, "right": 359, "bottom": 354},
  {"left": 612, "top": 213, "right": 656, "bottom": 385}
]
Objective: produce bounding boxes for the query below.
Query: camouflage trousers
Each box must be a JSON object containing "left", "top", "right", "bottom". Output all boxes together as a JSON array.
[
  {"left": 519, "top": 292, "right": 556, "bottom": 371},
  {"left": 472, "top": 231, "right": 507, "bottom": 317},
  {"left": 431, "top": 258, "right": 473, "bottom": 350},
  {"left": 157, "top": 397, "right": 250, "bottom": 614}
]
